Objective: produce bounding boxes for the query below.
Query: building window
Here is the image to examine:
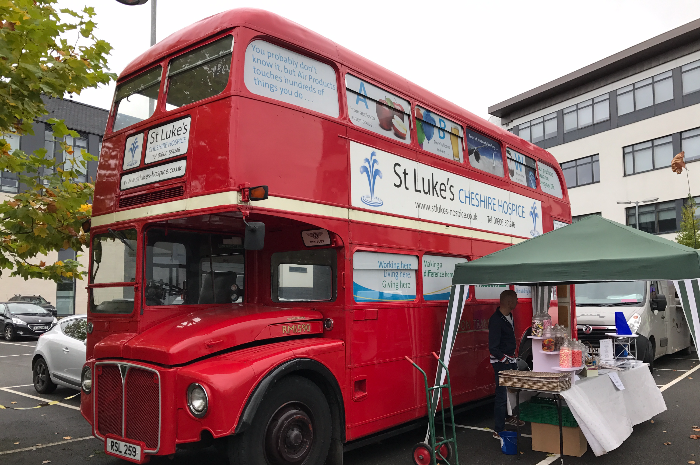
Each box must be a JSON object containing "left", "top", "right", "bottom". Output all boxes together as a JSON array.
[
  {"left": 682, "top": 128, "right": 700, "bottom": 163},
  {"left": 682, "top": 60, "right": 700, "bottom": 96},
  {"left": 64, "top": 136, "right": 88, "bottom": 182},
  {"left": 518, "top": 112, "right": 557, "bottom": 142},
  {"left": 46, "top": 132, "right": 88, "bottom": 182},
  {"left": 617, "top": 71, "right": 673, "bottom": 116},
  {"left": 623, "top": 135, "right": 673, "bottom": 175},
  {"left": 1, "top": 133, "right": 20, "bottom": 193},
  {"left": 572, "top": 212, "right": 601, "bottom": 223},
  {"left": 563, "top": 95, "right": 609, "bottom": 133},
  {"left": 560, "top": 155, "right": 599, "bottom": 188},
  {"left": 626, "top": 201, "right": 677, "bottom": 234}
]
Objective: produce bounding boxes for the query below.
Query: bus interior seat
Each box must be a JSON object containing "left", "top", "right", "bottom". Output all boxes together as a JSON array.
[{"left": 199, "top": 272, "right": 237, "bottom": 304}]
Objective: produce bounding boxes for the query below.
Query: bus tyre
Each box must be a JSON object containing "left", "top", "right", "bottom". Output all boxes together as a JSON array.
[{"left": 229, "top": 376, "right": 332, "bottom": 465}]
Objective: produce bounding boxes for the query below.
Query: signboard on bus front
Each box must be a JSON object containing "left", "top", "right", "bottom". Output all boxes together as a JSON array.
[{"left": 349, "top": 141, "right": 543, "bottom": 238}]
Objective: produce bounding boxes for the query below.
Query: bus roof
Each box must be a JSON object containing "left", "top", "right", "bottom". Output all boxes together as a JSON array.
[{"left": 119, "top": 8, "right": 559, "bottom": 167}]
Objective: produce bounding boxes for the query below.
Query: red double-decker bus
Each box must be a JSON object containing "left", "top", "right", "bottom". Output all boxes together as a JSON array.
[{"left": 81, "top": 8, "right": 571, "bottom": 464}]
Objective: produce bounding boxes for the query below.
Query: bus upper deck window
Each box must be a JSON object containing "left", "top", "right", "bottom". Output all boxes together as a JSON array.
[
  {"left": 506, "top": 148, "right": 538, "bottom": 189},
  {"left": 166, "top": 35, "right": 234, "bottom": 110},
  {"left": 537, "top": 161, "right": 564, "bottom": 198},
  {"left": 465, "top": 129, "right": 504, "bottom": 177},
  {"left": 112, "top": 67, "right": 162, "bottom": 132}
]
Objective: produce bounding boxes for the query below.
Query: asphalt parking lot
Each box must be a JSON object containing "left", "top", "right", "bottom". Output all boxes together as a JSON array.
[{"left": 1, "top": 339, "right": 699, "bottom": 465}]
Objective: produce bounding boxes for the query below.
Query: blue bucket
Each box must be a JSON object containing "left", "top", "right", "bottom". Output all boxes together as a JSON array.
[{"left": 499, "top": 431, "right": 518, "bottom": 455}]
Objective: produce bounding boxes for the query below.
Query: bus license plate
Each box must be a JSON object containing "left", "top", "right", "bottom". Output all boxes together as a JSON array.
[{"left": 105, "top": 437, "right": 143, "bottom": 463}]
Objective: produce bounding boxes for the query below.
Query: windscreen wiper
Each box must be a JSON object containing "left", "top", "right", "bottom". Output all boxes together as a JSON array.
[{"left": 108, "top": 228, "right": 135, "bottom": 252}]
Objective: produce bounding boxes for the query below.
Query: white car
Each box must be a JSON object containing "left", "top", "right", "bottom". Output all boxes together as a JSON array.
[{"left": 32, "top": 315, "right": 87, "bottom": 393}]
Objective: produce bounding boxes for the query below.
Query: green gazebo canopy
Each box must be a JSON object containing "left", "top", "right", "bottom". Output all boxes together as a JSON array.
[{"left": 452, "top": 215, "right": 700, "bottom": 286}]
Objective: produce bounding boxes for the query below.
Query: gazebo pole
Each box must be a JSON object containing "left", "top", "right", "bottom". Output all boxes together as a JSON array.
[{"left": 570, "top": 284, "right": 577, "bottom": 340}]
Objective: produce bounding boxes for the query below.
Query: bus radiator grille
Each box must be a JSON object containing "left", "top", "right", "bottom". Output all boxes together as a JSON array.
[
  {"left": 125, "top": 368, "right": 160, "bottom": 450},
  {"left": 96, "top": 365, "right": 123, "bottom": 439},
  {"left": 119, "top": 185, "right": 184, "bottom": 208}
]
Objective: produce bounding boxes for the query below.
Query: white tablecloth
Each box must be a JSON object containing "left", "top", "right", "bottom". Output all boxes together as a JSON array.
[{"left": 560, "top": 365, "right": 666, "bottom": 456}]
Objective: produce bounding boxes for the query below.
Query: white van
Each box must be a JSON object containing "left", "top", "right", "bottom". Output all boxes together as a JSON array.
[{"left": 575, "top": 280, "right": 692, "bottom": 370}]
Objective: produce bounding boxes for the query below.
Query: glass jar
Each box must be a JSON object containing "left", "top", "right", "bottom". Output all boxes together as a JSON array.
[
  {"left": 554, "top": 325, "right": 565, "bottom": 351},
  {"left": 559, "top": 338, "right": 572, "bottom": 368},
  {"left": 571, "top": 341, "right": 583, "bottom": 368},
  {"left": 542, "top": 326, "right": 555, "bottom": 352},
  {"left": 532, "top": 315, "right": 545, "bottom": 337}
]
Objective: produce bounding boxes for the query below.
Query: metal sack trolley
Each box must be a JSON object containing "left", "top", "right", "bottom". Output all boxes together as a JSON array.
[{"left": 406, "top": 353, "right": 460, "bottom": 465}]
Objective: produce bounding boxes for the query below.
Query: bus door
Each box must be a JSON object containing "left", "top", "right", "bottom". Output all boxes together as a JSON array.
[{"left": 347, "top": 250, "right": 419, "bottom": 436}]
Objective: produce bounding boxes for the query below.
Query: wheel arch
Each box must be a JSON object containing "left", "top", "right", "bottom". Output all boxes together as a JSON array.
[{"left": 234, "top": 358, "right": 345, "bottom": 443}]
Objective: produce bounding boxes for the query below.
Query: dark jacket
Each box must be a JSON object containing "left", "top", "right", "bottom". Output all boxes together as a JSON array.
[{"left": 488, "top": 307, "right": 516, "bottom": 363}]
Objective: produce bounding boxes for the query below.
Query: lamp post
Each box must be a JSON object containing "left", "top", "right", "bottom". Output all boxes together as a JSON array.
[
  {"left": 115, "top": 0, "right": 157, "bottom": 47},
  {"left": 617, "top": 198, "right": 659, "bottom": 230}
]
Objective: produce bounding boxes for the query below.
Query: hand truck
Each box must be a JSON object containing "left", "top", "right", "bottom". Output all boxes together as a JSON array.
[{"left": 405, "top": 352, "right": 460, "bottom": 465}]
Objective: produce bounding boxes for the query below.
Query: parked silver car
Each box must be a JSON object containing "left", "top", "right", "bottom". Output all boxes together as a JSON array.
[{"left": 32, "top": 315, "right": 87, "bottom": 393}]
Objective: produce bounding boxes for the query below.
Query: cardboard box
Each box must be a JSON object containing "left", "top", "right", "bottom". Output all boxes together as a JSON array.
[{"left": 531, "top": 422, "right": 587, "bottom": 457}]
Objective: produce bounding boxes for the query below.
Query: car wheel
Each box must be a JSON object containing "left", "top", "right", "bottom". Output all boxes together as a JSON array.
[
  {"left": 228, "top": 376, "right": 332, "bottom": 465},
  {"left": 33, "top": 357, "right": 57, "bottom": 394},
  {"left": 4, "top": 325, "right": 16, "bottom": 341}
]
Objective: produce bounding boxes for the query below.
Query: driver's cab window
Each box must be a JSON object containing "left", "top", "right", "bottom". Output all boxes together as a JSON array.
[
  {"left": 145, "top": 229, "right": 244, "bottom": 306},
  {"left": 271, "top": 249, "right": 336, "bottom": 302}
]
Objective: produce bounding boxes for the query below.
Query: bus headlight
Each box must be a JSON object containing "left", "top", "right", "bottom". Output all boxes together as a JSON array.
[
  {"left": 187, "top": 383, "right": 208, "bottom": 418},
  {"left": 81, "top": 365, "right": 92, "bottom": 394}
]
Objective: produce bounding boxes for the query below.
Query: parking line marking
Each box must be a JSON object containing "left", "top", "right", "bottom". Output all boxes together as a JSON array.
[
  {"left": 0, "top": 353, "right": 32, "bottom": 358},
  {"left": 0, "top": 436, "right": 95, "bottom": 455},
  {"left": 0, "top": 384, "right": 33, "bottom": 389},
  {"left": 0, "top": 388, "right": 80, "bottom": 411},
  {"left": 655, "top": 368, "right": 688, "bottom": 371},
  {"left": 0, "top": 342, "right": 35, "bottom": 347},
  {"left": 660, "top": 363, "right": 700, "bottom": 392}
]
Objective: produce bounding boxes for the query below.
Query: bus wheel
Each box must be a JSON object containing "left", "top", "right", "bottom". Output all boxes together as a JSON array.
[{"left": 229, "top": 376, "right": 331, "bottom": 465}]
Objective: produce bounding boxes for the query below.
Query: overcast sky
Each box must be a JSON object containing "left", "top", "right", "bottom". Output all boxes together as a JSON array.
[{"left": 59, "top": 0, "right": 700, "bottom": 121}]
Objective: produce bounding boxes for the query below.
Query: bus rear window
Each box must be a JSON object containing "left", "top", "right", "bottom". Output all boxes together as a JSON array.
[
  {"left": 112, "top": 67, "right": 162, "bottom": 132},
  {"left": 166, "top": 35, "right": 234, "bottom": 110}
]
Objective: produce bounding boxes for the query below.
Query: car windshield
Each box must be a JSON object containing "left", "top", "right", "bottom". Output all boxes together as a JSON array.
[
  {"left": 8, "top": 303, "right": 50, "bottom": 315},
  {"left": 30, "top": 297, "right": 48, "bottom": 304},
  {"left": 575, "top": 281, "right": 646, "bottom": 306}
]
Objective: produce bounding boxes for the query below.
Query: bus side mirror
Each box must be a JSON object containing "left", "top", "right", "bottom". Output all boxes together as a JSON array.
[{"left": 244, "top": 222, "right": 265, "bottom": 250}]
